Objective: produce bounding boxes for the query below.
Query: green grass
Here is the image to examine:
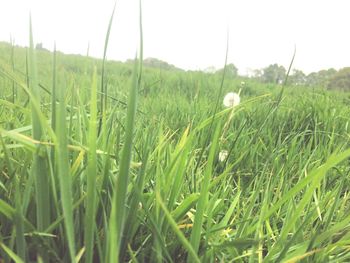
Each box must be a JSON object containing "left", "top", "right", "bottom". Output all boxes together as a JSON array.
[{"left": 1, "top": 12, "right": 350, "bottom": 263}]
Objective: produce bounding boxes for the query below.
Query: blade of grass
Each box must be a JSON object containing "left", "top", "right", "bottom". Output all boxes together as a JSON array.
[
  {"left": 14, "top": 176, "right": 26, "bottom": 261},
  {"left": 0, "top": 243, "right": 25, "bottom": 263},
  {"left": 28, "top": 14, "right": 50, "bottom": 231},
  {"left": 98, "top": 0, "right": 117, "bottom": 135},
  {"left": 109, "top": 58, "right": 138, "bottom": 262},
  {"left": 108, "top": 2, "right": 143, "bottom": 261},
  {"left": 108, "top": 50, "right": 139, "bottom": 263},
  {"left": 188, "top": 120, "right": 222, "bottom": 261},
  {"left": 55, "top": 55, "right": 76, "bottom": 263},
  {"left": 10, "top": 37, "right": 16, "bottom": 105},
  {"left": 84, "top": 66, "right": 98, "bottom": 263},
  {"left": 156, "top": 192, "right": 200, "bottom": 263},
  {"left": 50, "top": 43, "right": 57, "bottom": 165}
]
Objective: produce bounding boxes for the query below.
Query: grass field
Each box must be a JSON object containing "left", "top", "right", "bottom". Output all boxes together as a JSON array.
[{"left": 1, "top": 24, "right": 350, "bottom": 263}]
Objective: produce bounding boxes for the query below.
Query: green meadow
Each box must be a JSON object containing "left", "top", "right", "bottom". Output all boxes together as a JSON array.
[{"left": 1, "top": 23, "right": 350, "bottom": 263}]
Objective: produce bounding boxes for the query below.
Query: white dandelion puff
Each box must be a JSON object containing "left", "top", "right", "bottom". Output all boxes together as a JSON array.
[
  {"left": 223, "top": 92, "right": 240, "bottom": 108},
  {"left": 218, "top": 150, "right": 229, "bottom": 162}
]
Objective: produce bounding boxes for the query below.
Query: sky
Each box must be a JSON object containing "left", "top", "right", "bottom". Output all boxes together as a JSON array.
[{"left": 0, "top": 0, "right": 349, "bottom": 75}]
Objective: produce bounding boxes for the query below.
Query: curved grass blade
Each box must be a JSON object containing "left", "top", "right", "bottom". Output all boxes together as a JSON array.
[
  {"left": 156, "top": 192, "right": 200, "bottom": 263},
  {"left": 99, "top": 0, "right": 117, "bottom": 135},
  {"left": 0, "top": 243, "right": 25, "bottom": 263}
]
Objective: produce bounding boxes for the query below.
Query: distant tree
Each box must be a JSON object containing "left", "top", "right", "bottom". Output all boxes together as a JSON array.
[
  {"left": 305, "top": 72, "right": 319, "bottom": 87},
  {"left": 262, "top": 64, "right": 286, "bottom": 84},
  {"left": 35, "top": 43, "right": 43, "bottom": 50},
  {"left": 35, "top": 43, "right": 49, "bottom": 52},
  {"left": 288, "top": 69, "right": 306, "bottom": 85},
  {"left": 203, "top": 66, "right": 216, "bottom": 74},
  {"left": 253, "top": 69, "right": 263, "bottom": 79},
  {"left": 216, "top": 63, "right": 238, "bottom": 78},
  {"left": 306, "top": 68, "right": 337, "bottom": 87},
  {"left": 142, "top": 57, "right": 181, "bottom": 71},
  {"left": 327, "top": 67, "right": 350, "bottom": 91}
]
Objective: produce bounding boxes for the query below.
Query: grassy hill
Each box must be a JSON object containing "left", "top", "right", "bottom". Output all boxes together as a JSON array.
[{"left": 1, "top": 41, "right": 350, "bottom": 262}]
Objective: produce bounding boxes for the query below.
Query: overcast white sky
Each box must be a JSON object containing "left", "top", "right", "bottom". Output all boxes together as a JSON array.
[{"left": 0, "top": 0, "right": 349, "bottom": 75}]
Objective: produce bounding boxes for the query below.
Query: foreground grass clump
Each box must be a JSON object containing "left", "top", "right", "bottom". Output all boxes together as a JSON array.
[{"left": 1, "top": 40, "right": 350, "bottom": 262}]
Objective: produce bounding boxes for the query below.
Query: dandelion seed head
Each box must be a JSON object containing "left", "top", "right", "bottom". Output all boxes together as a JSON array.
[
  {"left": 223, "top": 92, "right": 240, "bottom": 108},
  {"left": 219, "top": 150, "right": 228, "bottom": 162}
]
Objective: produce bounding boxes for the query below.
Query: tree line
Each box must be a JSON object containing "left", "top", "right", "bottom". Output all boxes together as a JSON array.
[{"left": 215, "top": 63, "right": 350, "bottom": 91}]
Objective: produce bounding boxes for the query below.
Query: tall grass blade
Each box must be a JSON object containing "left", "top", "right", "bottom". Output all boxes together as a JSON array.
[
  {"left": 188, "top": 121, "right": 222, "bottom": 261},
  {"left": 99, "top": 1, "right": 117, "bottom": 134},
  {"left": 84, "top": 67, "right": 98, "bottom": 263},
  {"left": 10, "top": 37, "right": 16, "bottom": 105},
  {"left": 28, "top": 14, "right": 50, "bottom": 232},
  {"left": 51, "top": 43, "right": 57, "bottom": 162},
  {"left": 14, "top": 176, "right": 26, "bottom": 261},
  {"left": 108, "top": 2, "right": 143, "bottom": 262},
  {"left": 283, "top": 45, "right": 296, "bottom": 86},
  {"left": 108, "top": 56, "right": 139, "bottom": 261},
  {"left": 55, "top": 58, "right": 76, "bottom": 262}
]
